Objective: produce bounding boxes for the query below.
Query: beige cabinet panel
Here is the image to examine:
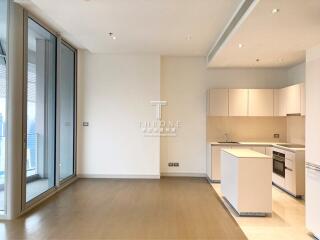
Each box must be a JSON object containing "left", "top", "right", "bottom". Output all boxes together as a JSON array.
[
  {"left": 300, "top": 83, "right": 305, "bottom": 116},
  {"left": 248, "top": 89, "right": 274, "bottom": 116},
  {"left": 273, "top": 89, "right": 279, "bottom": 116},
  {"left": 286, "top": 84, "right": 301, "bottom": 114},
  {"left": 285, "top": 169, "right": 294, "bottom": 194},
  {"left": 208, "top": 89, "right": 229, "bottom": 116},
  {"left": 229, "top": 89, "right": 248, "bottom": 116},
  {"left": 278, "top": 87, "right": 288, "bottom": 116}
]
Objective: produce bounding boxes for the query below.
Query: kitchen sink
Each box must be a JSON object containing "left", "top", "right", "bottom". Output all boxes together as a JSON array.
[{"left": 217, "top": 141, "right": 240, "bottom": 144}]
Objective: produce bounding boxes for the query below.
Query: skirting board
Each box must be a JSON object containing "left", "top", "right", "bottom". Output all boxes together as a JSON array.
[
  {"left": 160, "top": 172, "right": 206, "bottom": 177},
  {"left": 77, "top": 174, "right": 160, "bottom": 179}
]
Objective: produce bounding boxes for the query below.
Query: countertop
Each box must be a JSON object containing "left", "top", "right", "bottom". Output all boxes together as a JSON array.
[
  {"left": 222, "top": 148, "right": 271, "bottom": 158},
  {"left": 208, "top": 141, "right": 305, "bottom": 152}
]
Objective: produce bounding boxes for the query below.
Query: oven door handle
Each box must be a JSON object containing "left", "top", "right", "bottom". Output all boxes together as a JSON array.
[{"left": 285, "top": 167, "right": 293, "bottom": 171}]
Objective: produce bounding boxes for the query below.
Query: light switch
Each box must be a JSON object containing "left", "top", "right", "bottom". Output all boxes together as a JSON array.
[{"left": 83, "top": 122, "right": 89, "bottom": 127}]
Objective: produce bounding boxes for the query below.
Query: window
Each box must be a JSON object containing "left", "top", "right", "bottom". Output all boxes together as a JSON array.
[
  {"left": 25, "top": 18, "right": 56, "bottom": 203},
  {"left": 59, "top": 42, "right": 76, "bottom": 181}
]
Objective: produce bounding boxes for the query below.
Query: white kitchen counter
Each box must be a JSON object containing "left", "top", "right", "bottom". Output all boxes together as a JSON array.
[
  {"left": 222, "top": 148, "right": 270, "bottom": 158},
  {"left": 208, "top": 141, "right": 305, "bottom": 152},
  {"left": 221, "top": 149, "right": 272, "bottom": 216}
]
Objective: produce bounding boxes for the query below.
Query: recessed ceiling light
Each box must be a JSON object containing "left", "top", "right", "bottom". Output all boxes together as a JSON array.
[
  {"left": 108, "top": 32, "right": 117, "bottom": 40},
  {"left": 256, "top": 58, "right": 260, "bottom": 62},
  {"left": 238, "top": 43, "right": 243, "bottom": 48},
  {"left": 272, "top": 8, "right": 280, "bottom": 14}
]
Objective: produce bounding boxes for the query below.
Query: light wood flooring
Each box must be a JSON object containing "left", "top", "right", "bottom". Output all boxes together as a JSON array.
[
  {"left": 0, "top": 178, "right": 246, "bottom": 240},
  {"left": 212, "top": 183, "right": 316, "bottom": 240}
]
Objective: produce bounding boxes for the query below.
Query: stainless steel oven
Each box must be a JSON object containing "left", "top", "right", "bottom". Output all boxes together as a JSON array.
[{"left": 273, "top": 151, "right": 285, "bottom": 178}]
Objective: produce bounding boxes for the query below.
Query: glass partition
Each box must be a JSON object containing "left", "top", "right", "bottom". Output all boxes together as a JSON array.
[
  {"left": 25, "top": 18, "right": 56, "bottom": 202},
  {"left": 59, "top": 43, "right": 76, "bottom": 181},
  {"left": 0, "top": 0, "right": 8, "bottom": 213}
]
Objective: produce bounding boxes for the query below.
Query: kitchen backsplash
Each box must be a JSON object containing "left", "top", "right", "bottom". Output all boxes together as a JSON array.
[
  {"left": 207, "top": 117, "right": 287, "bottom": 142},
  {"left": 287, "top": 116, "right": 305, "bottom": 145}
]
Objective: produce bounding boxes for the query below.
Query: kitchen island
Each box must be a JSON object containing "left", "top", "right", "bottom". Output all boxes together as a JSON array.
[{"left": 221, "top": 148, "right": 272, "bottom": 216}]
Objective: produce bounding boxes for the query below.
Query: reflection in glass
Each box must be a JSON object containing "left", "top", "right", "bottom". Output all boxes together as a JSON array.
[
  {"left": 26, "top": 18, "right": 56, "bottom": 202},
  {"left": 59, "top": 43, "right": 75, "bottom": 181},
  {"left": 0, "top": 0, "right": 8, "bottom": 212}
]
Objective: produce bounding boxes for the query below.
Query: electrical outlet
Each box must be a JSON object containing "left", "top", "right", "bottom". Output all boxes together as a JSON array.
[
  {"left": 274, "top": 133, "right": 280, "bottom": 139},
  {"left": 168, "top": 162, "right": 174, "bottom": 167},
  {"left": 173, "top": 162, "right": 179, "bottom": 167}
]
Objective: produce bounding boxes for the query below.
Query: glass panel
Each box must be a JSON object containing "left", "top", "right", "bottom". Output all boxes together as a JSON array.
[
  {"left": 59, "top": 43, "right": 75, "bottom": 181},
  {"left": 0, "top": 0, "right": 8, "bottom": 213},
  {"left": 26, "top": 18, "right": 56, "bottom": 202}
]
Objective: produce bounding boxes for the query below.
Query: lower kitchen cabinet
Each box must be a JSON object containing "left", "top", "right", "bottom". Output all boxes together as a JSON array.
[
  {"left": 207, "top": 144, "right": 268, "bottom": 182},
  {"left": 285, "top": 169, "right": 294, "bottom": 193},
  {"left": 272, "top": 147, "right": 305, "bottom": 197}
]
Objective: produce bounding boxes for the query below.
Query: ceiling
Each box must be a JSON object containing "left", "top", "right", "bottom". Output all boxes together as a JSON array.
[
  {"left": 208, "top": 0, "right": 320, "bottom": 68},
  {"left": 17, "top": 0, "right": 243, "bottom": 56}
]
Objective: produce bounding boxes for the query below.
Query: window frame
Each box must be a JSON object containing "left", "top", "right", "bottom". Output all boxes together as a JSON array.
[{"left": 21, "top": 11, "right": 78, "bottom": 212}]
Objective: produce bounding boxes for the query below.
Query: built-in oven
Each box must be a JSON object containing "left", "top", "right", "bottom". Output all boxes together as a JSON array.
[{"left": 273, "top": 151, "right": 285, "bottom": 178}]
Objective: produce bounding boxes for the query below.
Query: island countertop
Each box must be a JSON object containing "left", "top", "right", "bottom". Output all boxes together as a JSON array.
[{"left": 222, "top": 148, "right": 271, "bottom": 158}]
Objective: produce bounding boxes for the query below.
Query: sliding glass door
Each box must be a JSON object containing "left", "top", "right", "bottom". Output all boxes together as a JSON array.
[
  {"left": 25, "top": 18, "right": 56, "bottom": 203},
  {"left": 59, "top": 42, "right": 76, "bottom": 181},
  {"left": 0, "top": 0, "right": 8, "bottom": 213}
]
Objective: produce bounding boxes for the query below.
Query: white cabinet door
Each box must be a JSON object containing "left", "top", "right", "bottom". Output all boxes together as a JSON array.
[
  {"left": 229, "top": 89, "right": 248, "bottom": 116},
  {"left": 286, "top": 84, "right": 301, "bottom": 114},
  {"left": 208, "top": 89, "right": 229, "bottom": 116},
  {"left": 248, "top": 89, "right": 274, "bottom": 116},
  {"left": 300, "top": 83, "right": 306, "bottom": 116},
  {"left": 211, "top": 146, "right": 231, "bottom": 182},
  {"left": 306, "top": 57, "right": 320, "bottom": 166},
  {"left": 285, "top": 169, "right": 294, "bottom": 193},
  {"left": 273, "top": 89, "right": 279, "bottom": 116},
  {"left": 306, "top": 168, "right": 320, "bottom": 239},
  {"left": 278, "top": 87, "right": 287, "bottom": 116}
]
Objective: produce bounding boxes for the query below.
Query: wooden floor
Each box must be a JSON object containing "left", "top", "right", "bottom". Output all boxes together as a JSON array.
[
  {"left": 0, "top": 178, "right": 246, "bottom": 240},
  {"left": 212, "top": 183, "right": 314, "bottom": 240}
]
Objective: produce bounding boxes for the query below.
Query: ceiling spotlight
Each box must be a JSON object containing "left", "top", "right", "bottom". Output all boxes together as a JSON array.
[
  {"left": 238, "top": 43, "right": 243, "bottom": 48},
  {"left": 108, "top": 32, "right": 117, "bottom": 40},
  {"left": 256, "top": 58, "right": 260, "bottom": 62},
  {"left": 272, "top": 8, "right": 280, "bottom": 14}
]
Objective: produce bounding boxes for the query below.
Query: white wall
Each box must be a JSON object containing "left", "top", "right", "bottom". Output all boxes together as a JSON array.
[
  {"left": 78, "top": 54, "right": 292, "bottom": 177},
  {"left": 160, "top": 57, "right": 289, "bottom": 175},
  {"left": 77, "top": 51, "right": 161, "bottom": 178}
]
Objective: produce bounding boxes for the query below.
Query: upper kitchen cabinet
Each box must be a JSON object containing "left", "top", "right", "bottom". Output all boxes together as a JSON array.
[
  {"left": 274, "top": 83, "right": 305, "bottom": 116},
  {"left": 286, "top": 84, "right": 301, "bottom": 114},
  {"left": 300, "top": 83, "right": 306, "bottom": 116},
  {"left": 278, "top": 87, "right": 288, "bottom": 116},
  {"left": 229, "top": 89, "right": 248, "bottom": 116},
  {"left": 248, "top": 89, "right": 274, "bottom": 116},
  {"left": 207, "top": 89, "right": 229, "bottom": 116}
]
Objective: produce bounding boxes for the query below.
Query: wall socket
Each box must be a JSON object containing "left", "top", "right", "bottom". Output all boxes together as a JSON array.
[
  {"left": 168, "top": 162, "right": 179, "bottom": 167},
  {"left": 273, "top": 133, "right": 280, "bottom": 139}
]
